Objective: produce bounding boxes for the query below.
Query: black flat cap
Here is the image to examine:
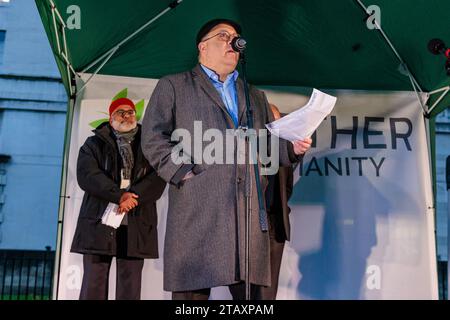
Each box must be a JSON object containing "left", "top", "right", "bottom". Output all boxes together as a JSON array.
[{"left": 196, "top": 18, "right": 242, "bottom": 45}]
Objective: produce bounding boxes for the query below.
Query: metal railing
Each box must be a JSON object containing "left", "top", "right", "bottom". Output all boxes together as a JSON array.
[
  {"left": 438, "top": 260, "right": 448, "bottom": 300},
  {"left": 0, "top": 249, "right": 55, "bottom": 300}
]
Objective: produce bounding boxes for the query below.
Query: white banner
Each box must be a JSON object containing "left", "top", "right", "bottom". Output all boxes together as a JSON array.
[
  {"left": 272, "top": 90, "right": 437, "bottom": 299},
  {"left": 56, "top": 74, "right": 437, "bottom": 300}
]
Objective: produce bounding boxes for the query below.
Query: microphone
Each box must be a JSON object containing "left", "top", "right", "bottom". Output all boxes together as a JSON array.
[
  {"left": 231, "top": 37, "right": 247, "bottom": 52},
  {"left": 428, "top": 38, "right": 450, "bottom": 75},
  {"left": 428, "top": 38, "right": 450, "bottom": 58}
]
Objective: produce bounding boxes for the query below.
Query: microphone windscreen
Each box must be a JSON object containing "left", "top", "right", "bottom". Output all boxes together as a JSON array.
[{"left": 231, "top": 37, "right": 246, "bottom": 52}]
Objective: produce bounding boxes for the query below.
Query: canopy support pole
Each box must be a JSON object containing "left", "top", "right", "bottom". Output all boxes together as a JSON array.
[
  {"left": 49, "top": 0, "right": 79, "bottom": 96},
  {"left": 81, "top": 0, "right": 183, "bottom": 73},
  {"left": 427, "top": 86, "right": 450, "bottom": 115},
  {"left": 51, "top": 95, "right": 76, "bottom": 300},
  {"left": 355, "top": 0, "right": 429, "bottom": 115},
  {"left": 76, "top": 46, "right": 120, "bottom": 95},
  {"left": 75, "top": 0, "right": 183, "bottom": 95}
]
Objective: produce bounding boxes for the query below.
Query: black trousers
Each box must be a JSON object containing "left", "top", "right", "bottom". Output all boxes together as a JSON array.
[{"left": 79, "top": 226, "right": 144, "bottom": 300}]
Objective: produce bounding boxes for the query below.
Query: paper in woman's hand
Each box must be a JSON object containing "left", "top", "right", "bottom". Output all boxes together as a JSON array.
[{"left": 265, "top": 89, "right": 337, "bottom": 142}]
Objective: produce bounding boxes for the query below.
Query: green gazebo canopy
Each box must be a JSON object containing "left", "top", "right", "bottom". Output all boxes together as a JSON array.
[{"left": 35, "top": 0, "right": 450, "bottom": 116}]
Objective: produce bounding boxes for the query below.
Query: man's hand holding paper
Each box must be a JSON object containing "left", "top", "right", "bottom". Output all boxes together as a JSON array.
[
  {"left": 292, "top": 138, "right": 313, "bottom": 155},
  {"left": 266, "top": 89, "right": 337, "bottom": 148}
]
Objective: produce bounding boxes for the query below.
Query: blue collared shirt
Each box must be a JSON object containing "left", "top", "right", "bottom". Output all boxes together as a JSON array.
[{"left": 200, "top": 64, "right": 239, "bottom": 127}]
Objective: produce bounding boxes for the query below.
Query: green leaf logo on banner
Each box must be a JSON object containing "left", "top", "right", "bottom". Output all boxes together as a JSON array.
[
  {"left": 135, "top": 99, "right": 144, "bottom": 121},
  {"left": 89, "top": 118, "right": 109, "bottom": 128},
  {"left": 112, "top": 88, "right": 128, "bottom": 101}
]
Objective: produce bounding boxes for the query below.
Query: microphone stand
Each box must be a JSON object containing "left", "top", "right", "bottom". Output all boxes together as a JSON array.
[{"left": 237, "top": 50, "right": 268, "bottom": 300}]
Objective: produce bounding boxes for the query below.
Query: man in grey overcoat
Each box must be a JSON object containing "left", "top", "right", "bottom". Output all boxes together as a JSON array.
[{"left": 141, "top": 18, "right": 312, "bottom": 300}]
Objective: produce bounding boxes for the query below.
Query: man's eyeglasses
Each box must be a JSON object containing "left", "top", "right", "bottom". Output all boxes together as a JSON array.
[
  {"left": 113, "top": 109, "right": 136, "bottom": 118},
  {"left": 201, "top": 31, "right": 239, "bottom": 43}
]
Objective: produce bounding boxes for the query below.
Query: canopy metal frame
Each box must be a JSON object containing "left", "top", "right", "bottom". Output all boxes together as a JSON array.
[
  {"left": 48, "top": 0, "right": 183, "bottom": 96},
  {"left": 49, "top": 0, "right": 79, "bottom": 96},
  {"left": 49, "top": 0, "right": 449, "bottom": 115},
  {"left": 356, "top": 0, "right": 449, "bottom": 118},
  {"left": 428, "top": 86, "right": 450, "bottom": 115},
  {"left": 76, "top": 0, "right": 184, "bottom": 95}
]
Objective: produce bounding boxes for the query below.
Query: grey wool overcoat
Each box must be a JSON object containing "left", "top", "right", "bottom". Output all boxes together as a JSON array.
[{"left": 141, "top": 64, "right": 300, "bottom": 291}]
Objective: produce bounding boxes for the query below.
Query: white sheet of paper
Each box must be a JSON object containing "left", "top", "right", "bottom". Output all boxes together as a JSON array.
[
  {"left": 101, "top": 202, "right": 125, "bottom": 229},
  {"left": 265, "top": 88, "right": 337, "bottom": 142}
]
